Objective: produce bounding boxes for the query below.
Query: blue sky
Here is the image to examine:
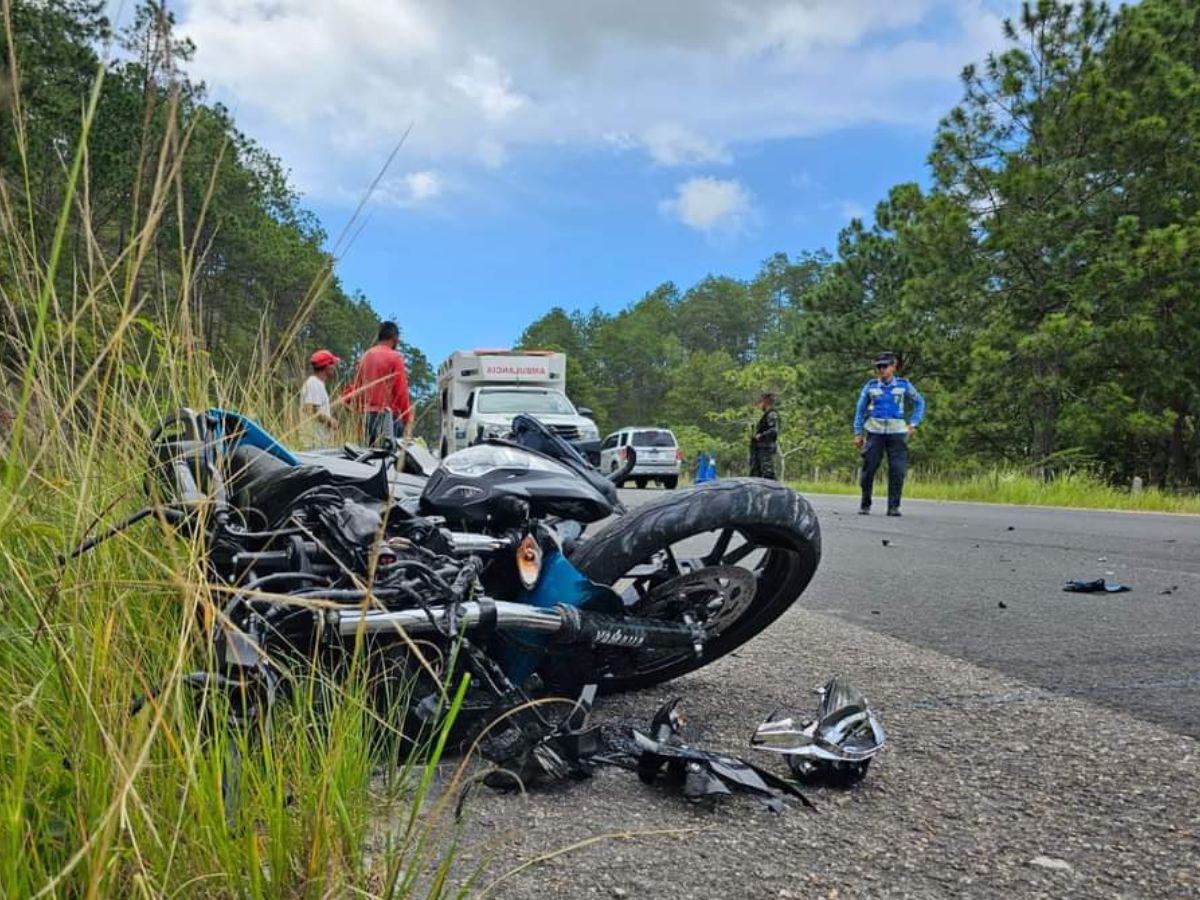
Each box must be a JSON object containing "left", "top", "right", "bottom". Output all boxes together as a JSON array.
[{"left": 173, "top": 0, "right": 1016, "bottom": 363}]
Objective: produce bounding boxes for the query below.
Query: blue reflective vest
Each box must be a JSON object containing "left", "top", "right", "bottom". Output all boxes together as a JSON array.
[{"left": 853, "top": 377, "right": 926, "bottom": 435}]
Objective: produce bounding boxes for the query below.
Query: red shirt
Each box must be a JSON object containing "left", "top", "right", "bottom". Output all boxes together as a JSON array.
[{"left": 347, "top": 343, "right": 412, "bottom": 424}]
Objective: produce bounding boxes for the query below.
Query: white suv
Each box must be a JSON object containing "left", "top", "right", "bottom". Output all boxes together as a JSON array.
[{"left": 598, "top": 427, "right": 682, "bottom": 489}]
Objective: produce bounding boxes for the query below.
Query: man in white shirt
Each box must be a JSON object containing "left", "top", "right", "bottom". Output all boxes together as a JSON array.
[{"left": 300, "top": 349, "right": 340, "bottom": 447}]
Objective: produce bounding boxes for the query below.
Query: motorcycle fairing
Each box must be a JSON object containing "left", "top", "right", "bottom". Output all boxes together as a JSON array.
[
  {"left": 500, "top": 548, "right": 623, "bottom": 683},
  {"left": 208, "top": 408, "right": 300, "bottom": 466}
]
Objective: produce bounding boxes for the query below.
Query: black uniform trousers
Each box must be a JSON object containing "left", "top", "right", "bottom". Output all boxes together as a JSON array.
[{"left": 860, "top": 432, "right": 908, "bottom": 510}]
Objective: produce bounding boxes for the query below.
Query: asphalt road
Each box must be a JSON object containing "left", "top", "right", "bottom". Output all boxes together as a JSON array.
[
  {"left": 430, "top": 487, "right": 1200, "bottom": 896},
  {"left": 752, "top": 490, "right": 1200, "bottom": 738}
]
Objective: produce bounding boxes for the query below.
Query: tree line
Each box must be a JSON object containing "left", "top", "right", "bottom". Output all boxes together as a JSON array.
[
  {"left": 0, "top": 0, "right": 434, "bottom": 430},
  {"left": 518, "top": 0, "right": 1200, "bottom": 488}
]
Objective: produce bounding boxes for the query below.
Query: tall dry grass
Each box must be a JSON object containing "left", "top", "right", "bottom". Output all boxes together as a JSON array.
[{"left": 0, "top": 36, "right": 473, "bottom": 900}]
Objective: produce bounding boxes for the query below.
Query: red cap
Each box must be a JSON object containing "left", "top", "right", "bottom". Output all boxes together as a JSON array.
[{"left": 310, "top": 349, "right": 341, "bottom": 368}]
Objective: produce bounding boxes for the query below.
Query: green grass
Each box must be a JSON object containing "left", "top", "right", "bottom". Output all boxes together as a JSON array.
[
  {"left": 789, "top": 468, "right": 1200, "bottom": 514},
  {"left": 0, "top": 60, "right": 471, "bottom": 899}
]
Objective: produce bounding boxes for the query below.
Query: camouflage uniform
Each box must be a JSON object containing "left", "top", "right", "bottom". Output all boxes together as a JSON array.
[{"left": 749, "top": 408, "right": 780, "bottom": 479}]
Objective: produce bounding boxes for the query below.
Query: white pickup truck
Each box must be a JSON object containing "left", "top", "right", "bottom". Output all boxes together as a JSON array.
[{"left": 436, "top": 350, "right": 599, "bottom": 457}]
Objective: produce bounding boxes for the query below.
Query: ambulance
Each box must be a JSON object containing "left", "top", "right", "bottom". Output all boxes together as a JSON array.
[{"left": 436, "top": 350, "right": 599, "bottom": 457}]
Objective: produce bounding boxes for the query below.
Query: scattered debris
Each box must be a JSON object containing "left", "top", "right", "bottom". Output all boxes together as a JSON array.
[
  {"left": 1028, "top": 855, "right": 1073, "bottom": 873},
  {"left": 633, "top": 699, "right": 813, "bottom": 812},
  {"left": 751, "top": 676, "right": 886, "bottom": 785},
  {"left": 881, "top": 539, "right": 891, "bottom": 547},
  {"left": 998, "top": 601, "right": 1007, "bottom": 609},
  {"left": 1063, "top": 579, "right": 1131, "bottom": 594},
  {"left": 478, "top": 683, "right": 603, "bottom": 791},
  {"left": 1159, "top": 586, "right": 1178, "bottom": 595},
  {"left": 870, "top": 610, "right": 881, "bottom": 615},
  {"left": 475, "top": 693, "right": 817, "bottom": 813},
  {"left": 1006, "top": 525, "right": 1015, "bottom": 531},
  {"left": 1097, "top": 556, "right": 1108, "bottom": 562}
]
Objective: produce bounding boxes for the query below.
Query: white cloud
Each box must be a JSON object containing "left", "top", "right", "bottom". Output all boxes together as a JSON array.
[
  {"left": 174, "top": 0, "right": 1009, "bottom": 202},
  {"left": 660, "top": 177, "right": 754, "bottom": 233},
  {"left": 405, "top": 170, "right": 442, "bottom": 200},
  {"left": 643, "top": 123, "right": 731, "bottom": 166},
  {"left": 448, "top": 54, "right": 528, "bottom": 123},
  {"left": 375, "top": 170, "right": 442, "bottom": 206}
]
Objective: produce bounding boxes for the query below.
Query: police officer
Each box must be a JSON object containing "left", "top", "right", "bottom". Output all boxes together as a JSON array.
[
  {"left": 853, "top": 352, "right": 925, "bottom": 516},
  {"left": 749, "top": 392, "right": 780, "bottom": 480}
]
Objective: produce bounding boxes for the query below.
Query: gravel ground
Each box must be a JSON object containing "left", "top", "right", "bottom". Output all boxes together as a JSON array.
[{"left": 435, "top": 607, "right": 1199, "bottom": 898}]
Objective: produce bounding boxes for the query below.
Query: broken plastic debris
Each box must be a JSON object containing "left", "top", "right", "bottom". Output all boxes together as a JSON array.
[
  {"left": 751, "top": 676, "right": 886, "bottom": 785},
  {"left": 1062, "top": 579, "right": 1130, "bottom": 594},
  {"left": 478, "top": 683, "right": 602, "bottom": 791},
  {"left": 632, "top": 698, "right": 813, "bottom": 812}
]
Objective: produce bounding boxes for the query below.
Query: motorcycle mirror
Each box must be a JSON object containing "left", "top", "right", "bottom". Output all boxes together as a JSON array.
[{"left": 608, "top": 446, "right": 637, "bottom": 484}]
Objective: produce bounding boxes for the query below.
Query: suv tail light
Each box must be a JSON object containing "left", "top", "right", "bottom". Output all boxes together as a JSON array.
[{"left": 675, "top": 449, "right": 683, "bottom": 462}]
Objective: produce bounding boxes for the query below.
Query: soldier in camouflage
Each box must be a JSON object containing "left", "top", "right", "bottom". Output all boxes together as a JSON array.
[{"left": 749, "top": 392, "right": 780, "bottom": 480}]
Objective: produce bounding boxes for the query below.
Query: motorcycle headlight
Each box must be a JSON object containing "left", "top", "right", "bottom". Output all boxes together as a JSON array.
[
  {"left": 441, "top": 443, "right": 571, "bottom": 478},
  {"left": 516, "top": 533, "right": 543, "bottom": 589}
]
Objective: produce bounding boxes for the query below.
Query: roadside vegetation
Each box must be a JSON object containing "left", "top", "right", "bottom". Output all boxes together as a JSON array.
[
  {"left": 0, "top": 2, "right": 464, "bottom": 896},
  {"left": 519, "top": 0, "right": 1200, "bottom": 498},
  {"left": 3, "top": 0, "right": 1198, "bottom": 895},
  {"left": 789, "top": 469, "right": 1200, "bottom": 515}
]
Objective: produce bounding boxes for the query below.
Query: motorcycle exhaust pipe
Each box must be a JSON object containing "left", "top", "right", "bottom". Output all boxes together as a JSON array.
[
  {"left": 332, "top": 600, "right": 704, "bottom": 652},
  {"left": 334, "top": 600, "right": 561, "bottom": 636}
]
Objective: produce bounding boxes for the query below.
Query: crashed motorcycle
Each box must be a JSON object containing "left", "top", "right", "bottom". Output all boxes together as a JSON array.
[{"left": 74, "top": 408, "right": 821, "bottom": 779}]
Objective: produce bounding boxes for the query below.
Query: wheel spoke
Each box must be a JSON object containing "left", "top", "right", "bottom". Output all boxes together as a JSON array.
[
  {"left": 722, "top": 540, "right": 759, "bottom": 565},
  {"left": 703, "top": 528, "right": 735, "bottom": 566}
]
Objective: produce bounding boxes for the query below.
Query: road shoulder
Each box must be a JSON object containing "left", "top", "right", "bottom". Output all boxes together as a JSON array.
[{"left": 433, "top": 607, "right": 1199, "bottom": 898}]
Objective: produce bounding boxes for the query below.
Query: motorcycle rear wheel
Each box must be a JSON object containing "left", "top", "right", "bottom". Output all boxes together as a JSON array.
[{"left": 567, "top": 478, "right": 820, "bottom": 692}]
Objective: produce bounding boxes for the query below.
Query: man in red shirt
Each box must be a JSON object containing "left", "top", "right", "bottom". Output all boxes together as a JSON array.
[{"left": 347, "top": 321, "right": 413, "bottom": 446}]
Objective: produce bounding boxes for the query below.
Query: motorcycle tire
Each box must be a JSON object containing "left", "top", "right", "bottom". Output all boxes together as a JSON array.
[{"left": 568, "top": 478, "right": 820, "bottom": 693}]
